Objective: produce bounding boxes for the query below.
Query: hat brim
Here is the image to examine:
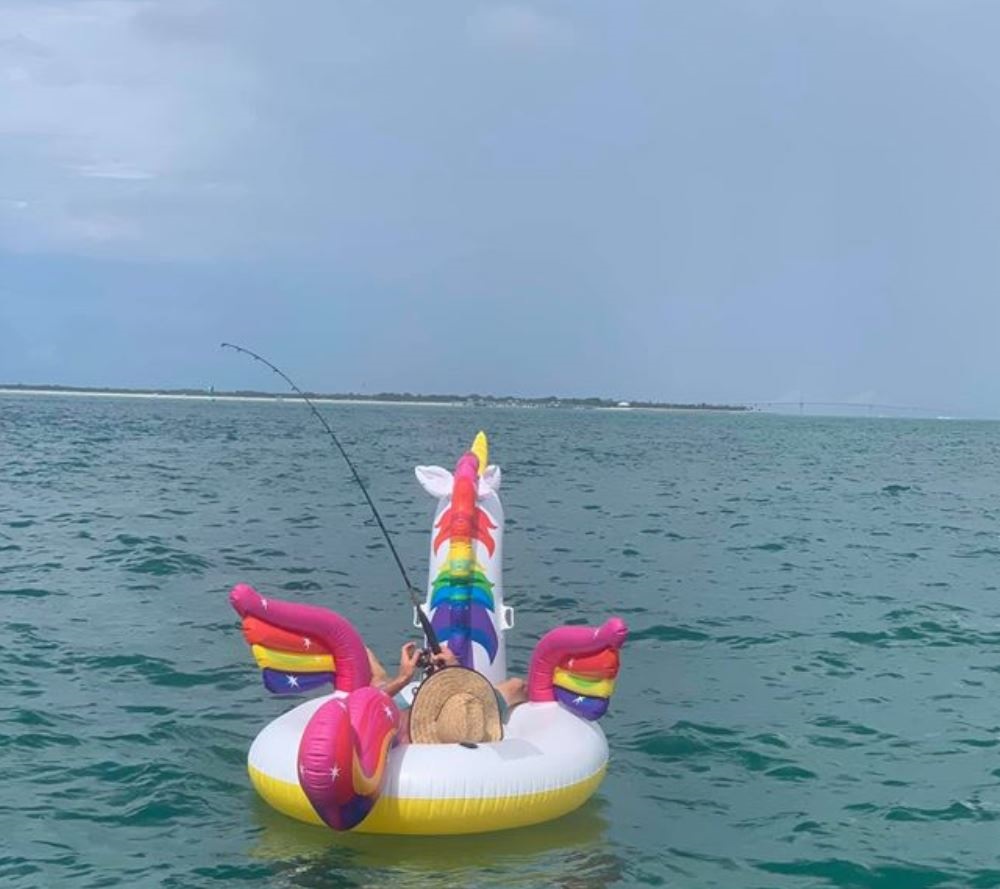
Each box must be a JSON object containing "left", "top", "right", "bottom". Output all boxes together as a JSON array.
[{"left": 409, "top": 667, "right": 503, "bottom": 745}]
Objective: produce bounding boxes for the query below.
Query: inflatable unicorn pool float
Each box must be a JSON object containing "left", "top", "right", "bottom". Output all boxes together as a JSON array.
[{"left": 229, "top": 432, "right": 628, "bottom": 835}]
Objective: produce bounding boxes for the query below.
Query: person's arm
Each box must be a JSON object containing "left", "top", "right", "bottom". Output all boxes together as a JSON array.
[
  {"left": 366, "top": 647, "right": 390, "bottom": 686},
  {"left": 430, "top": 642, "right": 459, "bottom": 670},
  {"left": 377, "top": 642, "right": 421, "bottom": 698}
]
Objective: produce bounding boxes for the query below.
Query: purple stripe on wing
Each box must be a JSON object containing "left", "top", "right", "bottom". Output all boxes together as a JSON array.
[
  {"left": 262, "top": 668, "right": 335, "bottom": 695},
  {"left": 554, "top": 686, "right": 610, "bottom": 721}
]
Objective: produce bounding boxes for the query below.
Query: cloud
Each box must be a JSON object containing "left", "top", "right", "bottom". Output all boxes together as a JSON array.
[
  {"left": 467, "top": 4, "right": 573, "bottom": 51},
  {"left": 73, "top": 163, "right": 156, "bottom": 180},
  {"left": 0, "top": 0, "right": 587, "bottom": 261},
  {"left": 0, "top": 0, "right": 254, "bottom": 257}
]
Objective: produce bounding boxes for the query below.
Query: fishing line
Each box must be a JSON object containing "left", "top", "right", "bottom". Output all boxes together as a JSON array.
[{"left": 221, "top": 342, "right": 441, "bottom": 655}]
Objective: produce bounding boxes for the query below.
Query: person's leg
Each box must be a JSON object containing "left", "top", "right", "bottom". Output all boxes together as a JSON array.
[
  {"left": 396, "top": 709, "right": 411, "bottom": 745},
  {"left": 495, "top": 677, "right": 527, "bottom": 710}
]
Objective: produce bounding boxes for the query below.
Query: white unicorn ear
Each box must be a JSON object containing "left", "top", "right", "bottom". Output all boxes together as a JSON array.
[
  {"left": 415, "top": 466, "right": 453, "bottom": 498},
  {"left": 478, "top": 465, "right": 501, "bottom": 496}
]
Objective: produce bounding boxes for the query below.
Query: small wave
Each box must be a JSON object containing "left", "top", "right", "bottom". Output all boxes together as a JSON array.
[
  {"left": 0, "top": 730, "right": 82, "bottom": 750},
  {"left": 754, "top": 542, "right": 785, "bottom": 552},
  {"left": 885, "top": 801, "right": 996, "bottom": 822},
  {"left": 0, "top": 857, "right": 41, "bottom": 883},
  {"left": 280, "top": 580, "right": 322, "bottom": 592},
  {"left": 128, "top": 552, "right": 211, "bottom": 575},
  {"left": 83, "top": 654, "right": 226, "bottom": 688},
  {"left": 765, "top": 765, "right": 817, "bottom": 780},
  {"left": 955, "top": 547, "right": 1000, "bottom": 558},
  {"left": 96, "top": 534, "right": 211, "bottom": 576},
  {"left": 632, "top": 722, "right": 815, "bottom": 781},
  {"left": 810, "top": 651, "right": 863, "bottom": 676},
  {"left": 285, "top": 513, "right": 321, "bottom": 527},
  {"left": 0, "top": 587, "right": 62, "bottom": 598},
  {"left": 717, "top": 630, "right": 806, "bottom": 649},
  {"left": 956, "top": 737, "right": 1000, "bottom": 748},
  {"left": 832, "top": 621, "right": 1000, "bottom": 649},
  {"left": 535, "top": 595, "right": 578, "bottom": 612},
  {"left": 755, "top": 858, "right": 957, "bottom": 887},
  {"left": 882, "top": 484, "right": 912, "bottom": 495},
  {"left": 811, "top": 715, "right": 885, "bottom": 737},
  {"left": 750, "top": 732, "right": 790, "bottom": 749},
  {"left": 630, "top": 624, "right": 711, "bottom": 643}
]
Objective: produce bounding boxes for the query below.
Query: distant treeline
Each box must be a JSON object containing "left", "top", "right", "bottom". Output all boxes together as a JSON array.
[{"left": 0, "top": 383, "right": 749, "bottom": 412}]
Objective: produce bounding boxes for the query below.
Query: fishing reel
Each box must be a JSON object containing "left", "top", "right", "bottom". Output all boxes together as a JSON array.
[
  {"left": 413, "top": 604, "right": 444, "bottom": 677},
  {"left": 415, "top": 647, "right": 437, "bottom": 676}
]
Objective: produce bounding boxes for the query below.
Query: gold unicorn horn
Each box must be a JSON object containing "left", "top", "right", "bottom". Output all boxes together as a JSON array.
[{"left": 471, "top": 431, "right": 489, "bottom": 476}]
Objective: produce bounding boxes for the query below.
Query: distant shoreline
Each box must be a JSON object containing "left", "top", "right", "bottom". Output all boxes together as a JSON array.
[
  {"left": 0, "top": 384, "right": 748, "bottom": 412},
  {"left": 0, "top": 387, "right": 459, "bottom": 407}
]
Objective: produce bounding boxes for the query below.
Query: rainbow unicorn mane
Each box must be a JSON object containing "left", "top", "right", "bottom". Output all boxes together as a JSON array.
[{"left": 416, "top": 432, "right": 509, "bottom": 682}]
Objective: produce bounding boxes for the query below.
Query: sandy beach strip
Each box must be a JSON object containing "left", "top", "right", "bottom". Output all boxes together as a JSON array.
[{"left": 0, "top": 388, "right": 460, "bottom": 407}]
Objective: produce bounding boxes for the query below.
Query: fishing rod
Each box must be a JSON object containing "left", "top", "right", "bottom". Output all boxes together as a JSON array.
[{"left": 220, "top": 342, "right": 442, "bottom": 664}]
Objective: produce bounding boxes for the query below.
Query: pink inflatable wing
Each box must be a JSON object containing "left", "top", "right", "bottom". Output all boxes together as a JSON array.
[
  {"left": 527, "top": 618, "right": 628, "bottom": 721},
  {"left": 298, "top": 686, "right": 400, "bottom": 831},
  {"left": 229, "top": 583, "right": 372, "bottom": 693}
]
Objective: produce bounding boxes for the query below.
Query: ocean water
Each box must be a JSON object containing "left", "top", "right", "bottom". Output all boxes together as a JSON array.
[{"left": 4, "top": 395, "right": 1000, "bottom": 888}]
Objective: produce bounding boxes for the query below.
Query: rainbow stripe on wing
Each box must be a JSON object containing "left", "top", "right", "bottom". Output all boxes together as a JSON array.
[
  {"left": 241, "top": 615, "right": 336, "bottom": 695},
  {"left": 552, "top": 648, "right": 620, "bottom": 720}
]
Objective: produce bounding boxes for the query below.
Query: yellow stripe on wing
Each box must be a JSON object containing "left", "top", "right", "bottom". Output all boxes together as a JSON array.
[
  {"left": 552, "top": 668, "right": 615, "bottom": 698},
  {"left": 251, "top": 644, "right": 335, "bottom": 673}
]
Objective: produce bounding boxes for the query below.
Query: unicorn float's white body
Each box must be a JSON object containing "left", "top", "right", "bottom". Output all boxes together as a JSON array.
[{"left": 229, "top": 432, "right": 628, "bottom": 835}]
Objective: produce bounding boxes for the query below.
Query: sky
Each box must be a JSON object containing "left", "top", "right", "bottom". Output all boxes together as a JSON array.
[{"left": 2, "top": 1, "right": 1000, "bottom": 413}]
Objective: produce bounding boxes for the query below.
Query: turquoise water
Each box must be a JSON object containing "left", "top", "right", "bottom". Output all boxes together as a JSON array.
[{"left": 4, "top": 395, "right": 1000, "bottom": 887}]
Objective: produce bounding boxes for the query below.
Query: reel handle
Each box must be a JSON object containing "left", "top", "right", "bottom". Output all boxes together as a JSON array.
[{"left": 416, "top": 647, "right": 438, "bottom": 678}]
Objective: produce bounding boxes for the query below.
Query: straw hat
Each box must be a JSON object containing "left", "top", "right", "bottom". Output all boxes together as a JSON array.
[{"left": 409, "top": 667, "right": 503, "bottom": 745}]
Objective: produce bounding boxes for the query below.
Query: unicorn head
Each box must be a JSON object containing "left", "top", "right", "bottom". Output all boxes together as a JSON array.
[{"left": 415, "top": 431, "right": 509, "bottom": 684}]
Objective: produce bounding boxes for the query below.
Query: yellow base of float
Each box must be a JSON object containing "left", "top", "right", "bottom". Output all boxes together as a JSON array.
[
  {"left": 245, "top": 695, "right": 612, "bottom": 835},
  {"left": 250, "top": 763, "right": 606, "bottom": 835}
]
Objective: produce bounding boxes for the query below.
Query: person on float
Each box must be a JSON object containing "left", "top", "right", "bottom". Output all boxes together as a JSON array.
[{"left": 366, "top": 640, "right": 527, "bottom": 743}]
